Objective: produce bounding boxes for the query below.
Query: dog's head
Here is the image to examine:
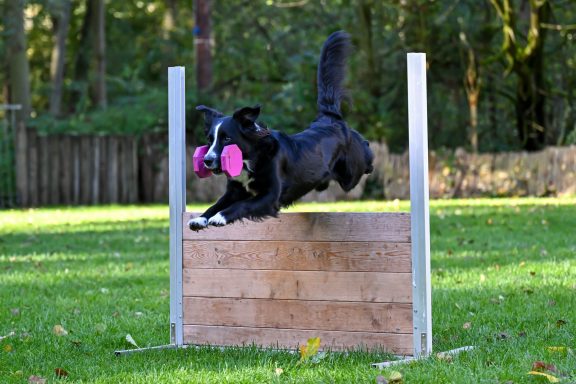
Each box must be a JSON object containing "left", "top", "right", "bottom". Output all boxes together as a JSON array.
[{"left": 196, "top": 104, "right": 270, "bottom": 173}]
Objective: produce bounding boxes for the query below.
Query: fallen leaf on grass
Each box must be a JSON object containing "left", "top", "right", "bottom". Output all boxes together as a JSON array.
[
  {"left": 527, "top": 371, "right": 560, "bottom": 382},
  {"left": 463, "top": 322, "right": 472, "bottom": 330},
  {"left": 530, "top": 271, "right": 536, "bottom": 276},
  {"left": 125, "top": 334, "right": 139, "bottom": 348},
  {"left": 11, "top": 308, "right": 20, "bottom": 316},
  {"left": 556, "top": 319, "right": 567, "bottom": 327},
  {"left": 435, "top": 351, "right": 453, "bottom": 362},
  {"left": 547, "top": 346, "right": 572, "bottom": 354},
  {"left": 53, "top": 325, "right": 68, "bottom": 336},
  {"left": 0, "top": 331, "right": 15, "bottom": 340},
  {"left": 275, "top": 368, "right": 283, "bottom": 376},
  {"left": 54, "top": 368, "right": 68, "bottom": 377},
  {"left": 299, "top": 337, "right": 320, "bottom": 362},
  {"left": 28, "top": 376, "right": 47, "bottom": 384},
  {"left": 4, "top": 344, "right": 13, "bottom": 352},
  {"left": 70, "top": 339, "right": 82, "bottom": 347},
  {"left": 376, "top": 375, "right": 388, "bottom": 384},
  {"left": 388, "top": 370, "right": 403, "bottom": 383},
  {"left": 94, "top": 323, "right": 107, "bottom": 334},
  {"left": 532, "top": 361, "right": 558, "bottom": 373}
]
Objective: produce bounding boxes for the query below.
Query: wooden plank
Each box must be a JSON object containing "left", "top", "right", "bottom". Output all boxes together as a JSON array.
[
  {"left": 27, "top": 129, "right": 38, "bottom": 206},
  {"left": 183, "top": 269, "right": 412, "bottom": 303},
  {"left": 72, "top": 136, "right": 81, "bottom": 205},
  {"left": 49, "top": 135, "right": 60, "bottom": 205},
  {"left": 183, "top": 297, "right": 412, "bottom": 333},
  {"left": 92, "top": 136, "right": 100, "bottom": 204},
  {"left": 39, "top": 135, "right": 49, "bottom": 205},
  {"left": 60, "top": 136, "right": 72, "bottom": 204},
  {"left": 183, "top": 325, "right": 413, "bottom": 354},
  {"left": 183, "top": 212, "right": 411, "bottom": 242},
  {"left": 130, "top": 136, "right": 139, "bottom": 203},
  {"left": 107, "top": 137, "right": 119, "bottom": 203},
  {"left": 80, "top": 136, "right": 91, "bottom": 205},
  {"left": 119, "top": 137, "right": 129, "bottom": 203},
  {"left": 183, "top": 241, "right": 411, "bottom": 272},
  {"left": 99, "top": 136, "right": 108, "bottom": 203}
]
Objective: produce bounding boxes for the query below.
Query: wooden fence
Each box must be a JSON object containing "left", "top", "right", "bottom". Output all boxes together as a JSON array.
[
  {"left": 2, "top": 131, "right": 575, "bottom": 207},
  {"left": 21, "top": 129, "right": 140, "bottom": 206}
]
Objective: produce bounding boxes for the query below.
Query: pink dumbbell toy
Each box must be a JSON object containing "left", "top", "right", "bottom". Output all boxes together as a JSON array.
[{"left": 193, "top": 144, "right": 243, "bottom": 178}]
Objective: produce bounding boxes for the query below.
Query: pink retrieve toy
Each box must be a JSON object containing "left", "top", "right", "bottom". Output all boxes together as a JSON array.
[{"left": 193, "top": 144, "right": 243, "bottom": 178}]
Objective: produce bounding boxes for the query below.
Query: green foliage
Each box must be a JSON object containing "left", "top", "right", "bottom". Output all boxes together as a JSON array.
[
  {"left": 29, "top": 88, "right": 172, "bottom": 135},
  {"left": 5, "top": 0, "right": 576, "bottom": 151},
  {"left": 566, "top": 128, "right": 576, "bottom": 145}
]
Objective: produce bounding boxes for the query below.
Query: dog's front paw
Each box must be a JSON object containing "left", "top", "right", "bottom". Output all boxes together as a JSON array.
[
  {"left": 188, "top": 217, "right": 208, "bottom": 231},
  {"left": 208, "top": 213, "right": 227, "bottom": 227}
]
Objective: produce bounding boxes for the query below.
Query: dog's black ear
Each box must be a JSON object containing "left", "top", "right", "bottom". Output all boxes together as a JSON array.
[
  {"left": 233, "top": 105, "right": 261, "bottom": 126},
  {"left": 233, "top": 105, "right": 269, "bottom": 139},
  {"left": 196, "top": 105, "right": 224, "bottom": 134}
]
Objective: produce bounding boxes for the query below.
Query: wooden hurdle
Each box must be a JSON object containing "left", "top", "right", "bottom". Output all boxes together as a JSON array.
[
  {"left": 166, "top": 53, "right": 431, "bottom": 357},
  {"left": 115, "top": 54, "right": 433, "bottom": 359}
]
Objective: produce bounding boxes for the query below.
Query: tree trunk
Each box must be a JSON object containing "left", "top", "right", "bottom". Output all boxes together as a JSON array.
[
  {"left": 70, "top": 0, "right": 93, "bottom": 113},
  {"left": 91, "top": 0, "right": 107, "bottom": 108},
  {"left": 49, "top": 0, "right": 72, "bottom": 117},
  {"left": 461, "top": 32, "right": 481, "bottom": 152},
  {"left": 357, "top": 0, "right": 379, "bottom": 99},
  {"left": 5, "top": 0, "right": 32, "bottom": 206},
  {"left": 490, "top": 0, "right": 549, "bottom": 151},
  {"left": 195, "top": 0, "right": 213, "bottom": 91}
]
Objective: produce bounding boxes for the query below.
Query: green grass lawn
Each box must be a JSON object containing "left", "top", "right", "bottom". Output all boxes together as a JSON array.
[{"left": 1, "top": 198, "right": 575, "bottom": 383}]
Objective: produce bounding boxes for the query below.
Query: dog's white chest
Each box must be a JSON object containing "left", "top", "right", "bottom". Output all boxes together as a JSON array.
[{"left": 231, "top": 167, "right": 257, "bottom": 196}]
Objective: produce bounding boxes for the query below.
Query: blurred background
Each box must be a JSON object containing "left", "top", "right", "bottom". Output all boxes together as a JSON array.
[{"left": 1, "top": 0, "right": 575, "bottom": 207}]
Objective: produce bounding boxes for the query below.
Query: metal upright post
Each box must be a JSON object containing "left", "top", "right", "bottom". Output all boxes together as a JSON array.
[
  {"left": 168, "top": 66, "right": 186, "bottom": 347},
  {"left": 114, "top": 68, "right": 186, "bottom": 356},
  {"left": 407, "top": 53, "right": 432, "bottom": 358}
]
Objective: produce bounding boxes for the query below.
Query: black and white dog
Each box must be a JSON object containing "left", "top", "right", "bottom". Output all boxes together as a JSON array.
[{"left": 189, "top": 31, "right": 374, "bottom": 230}]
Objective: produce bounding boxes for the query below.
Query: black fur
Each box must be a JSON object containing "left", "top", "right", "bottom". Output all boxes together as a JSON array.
[{"left": 189, "top": 31, "right": 374, "bottom": 230}]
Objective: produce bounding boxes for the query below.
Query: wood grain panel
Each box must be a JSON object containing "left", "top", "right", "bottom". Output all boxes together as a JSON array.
[
  {"left": 183, "top": 325, "right": 413, "bottom": 354},
  {"left": 183, "top": 241, "right": 411, "bottom": 272},
  {"left": 183, "top": 212, "right": 411, "bottom": 242},
  {"left": 183, "top": 269, "right": 411, "bottom": 303},
  {"left": 183, "top": 297, "right": 412, "bottom": 333}
]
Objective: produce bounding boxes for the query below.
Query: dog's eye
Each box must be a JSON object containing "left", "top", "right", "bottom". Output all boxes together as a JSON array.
[{"left": 223, "top": 136, "right": 231, "bottom": 143}]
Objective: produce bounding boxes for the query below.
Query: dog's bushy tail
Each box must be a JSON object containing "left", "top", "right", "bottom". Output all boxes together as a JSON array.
[{"left": 317, "top": 31, "right": 351, "bottom": 119}]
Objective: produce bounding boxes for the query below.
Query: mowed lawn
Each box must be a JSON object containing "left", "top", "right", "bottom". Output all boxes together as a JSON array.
[{"left": 1, "top": 198, "right": 575, "bottom": 383}]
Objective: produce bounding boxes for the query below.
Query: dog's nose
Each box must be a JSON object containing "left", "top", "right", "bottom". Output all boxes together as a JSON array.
[{"left": 203, "top": 155, "right": 216, "bottom": 169}]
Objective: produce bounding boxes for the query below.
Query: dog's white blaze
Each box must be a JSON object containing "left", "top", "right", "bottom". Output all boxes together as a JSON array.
[
  {"left": 188, "top": 217, "right": 207, "bottom": 228},
  {"left": 208, "top": 212, "right": 227, "bottom": 226},
  {"left": 206, "top": 121, "right": 223, "bottom": 158}
]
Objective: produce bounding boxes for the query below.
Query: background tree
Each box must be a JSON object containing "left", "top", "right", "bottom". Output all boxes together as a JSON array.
[
  {"left": 1, "top": 0, "right": 574, "bottom": 152},
  {"left": 489, "top": 0, "right": 550, "bottom": 151},
  {"left": 4, "top": 0, "right": 32, "bottom": 206},
  {"left": 49, "top": 0, "right": 72, "bottom": 117}
]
